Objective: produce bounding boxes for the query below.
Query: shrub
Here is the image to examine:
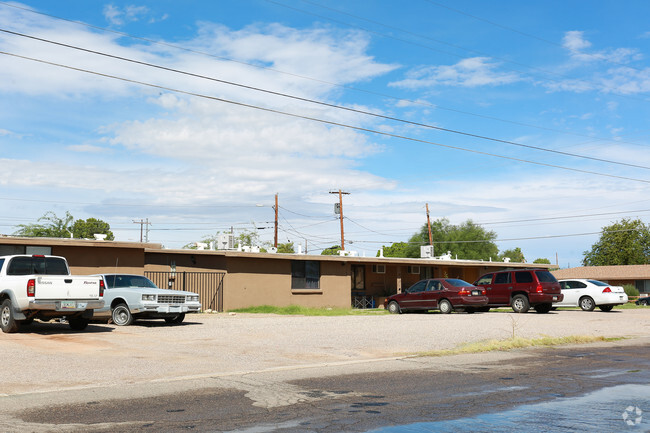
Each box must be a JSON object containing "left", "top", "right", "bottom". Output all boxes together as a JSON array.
[{"left": 624, "top": 284, "right": 639, "bottom": 297}]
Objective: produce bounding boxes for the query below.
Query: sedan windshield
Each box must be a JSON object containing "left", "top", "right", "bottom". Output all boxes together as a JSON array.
[
  {"left": 105, "top": 275, "right": 158, "bottom": 289},
  {"left": 444, "top": 279, "right": 473, "bottom": 287}
]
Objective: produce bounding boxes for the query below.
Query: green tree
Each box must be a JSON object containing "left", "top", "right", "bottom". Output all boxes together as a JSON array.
[
  {"left": 533, "top": 257, "right": 551, "bottom": 264},
  {"left": 382, "top": 218, "right": 499, "bottom": 260},
  {"left": 499, "top": 247, "right": 525, "bottom": 263},
  {"left": 583, "top": 218, "right": 650, "bottom": 266},
  {"left": 72, "top": 218, "right": 115, "bottom": 240},
  {"left": 14, "top": 211, "right": 74, "bottom": 238},
  {"left": 378, "top": 242, "right": 410, "bottom": 257},
  {"left": 276, "top": 242, "right": 295, "bottom": 253},
  {"left": 321, "top": 245, "right": 341, "bottom": 255}
]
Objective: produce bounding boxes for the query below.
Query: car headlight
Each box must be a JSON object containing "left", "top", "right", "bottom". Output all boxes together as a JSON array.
[
  {"left": 142, "top": 294, "right": 156, "bottom": 301},
  {"left": 188, "top": 295, "right": 199, "bottom": 302}
]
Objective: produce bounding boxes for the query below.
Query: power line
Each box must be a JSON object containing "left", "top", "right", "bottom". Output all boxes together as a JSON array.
[
  {"left": 3, "top": 50, "right": 649, "bottom": 185},
  {"left": 5, "top": 28, "right": 646, "bottom": 170},
  {"left": 0, "top": 1, "right": 644, "bottom": 149}
]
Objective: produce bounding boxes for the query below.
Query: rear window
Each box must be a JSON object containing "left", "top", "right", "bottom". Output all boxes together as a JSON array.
[
  {"left": 445, "top": 279, "right": 473, "bottom": 287},
  {"left": 535, "top": 270, "right": 557, "bottom": 283},
  {"left": 7, "top": 256, "right": 69, "bottom": 275},
  {"left": 587, "top": 279, "right": 608, "bottom": 286}
]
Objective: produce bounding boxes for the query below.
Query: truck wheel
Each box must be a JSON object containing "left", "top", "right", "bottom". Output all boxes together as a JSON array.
[
  {"left": 1, "top": 299, "right": 20, "bottom": 333},
  {"left": 69, "top": 317, "right": 89, "bottom": 331},
  {"left": 164, "top": 313, "right": 185, "bottom": 324},
  {"left": 579, "top": 296, "right": 595, "bottom": 312},
  {"left": 112, "top": 304, "right": 134, "bottom": 326},
  {"left": 534, "top": 303, "right": 552, "bottom": 314},
  {"left": 511, "top": 295, "right": 530, "bottom": 313}
]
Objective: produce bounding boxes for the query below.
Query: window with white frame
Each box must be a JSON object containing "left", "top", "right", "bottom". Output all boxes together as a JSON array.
[{"left": 372, "top": 264, "right": 386, "bottom": 274}]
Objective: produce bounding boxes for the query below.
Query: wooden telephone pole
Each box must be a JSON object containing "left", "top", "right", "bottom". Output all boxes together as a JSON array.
[
  {"left": 330, "top": 189, "right": 350, "bottom": 251},
  {"left": 273, "top": 193, "right": 279, "bottom": 248},
  {"left": 425, "top": 203, "right": 433, "bottom": 246}
]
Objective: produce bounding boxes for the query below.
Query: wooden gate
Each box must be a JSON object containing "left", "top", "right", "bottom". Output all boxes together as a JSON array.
[{"left": 145, "top": 271, "right": 225, "bottom": 312}]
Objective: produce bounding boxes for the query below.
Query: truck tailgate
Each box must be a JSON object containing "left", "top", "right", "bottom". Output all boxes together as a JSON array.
[{"left": 35, "top": 276, "right": 102, "bottom": 299}]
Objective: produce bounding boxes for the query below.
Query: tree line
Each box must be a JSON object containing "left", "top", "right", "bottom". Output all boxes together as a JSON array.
[{"left": 11, "top": 212, "right": 650, "bottom": 266}]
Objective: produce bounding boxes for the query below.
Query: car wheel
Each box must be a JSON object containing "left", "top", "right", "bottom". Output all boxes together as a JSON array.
[
  {"left": 164, "top": 313, "right": 185, "bottom": 324},
  {"left": 598, "top": 305, "right": 614, "bottom": 312},
  {"left": 0, "top": 299, "right": 19, "bottom": 333},
  {"left": 387, "top": 301, "right": 401, "bottom": 314},
  {"left": 579, "top": 296, "right": 595, "bottom": 312},
  {"left": 511, "top": 295, "right": 530, "bottom": 313},
  {"left": 112, "top": 304, "right": 134, "bottom": 326},
  {"left": 534, "top": 303, "right": 552, "bottom": 314},
  {"left": 439, "top": 299, "right": 453, "bottom": 314},
  {"left": 68, "top": 317, "right": 89, "bottom": 330}
]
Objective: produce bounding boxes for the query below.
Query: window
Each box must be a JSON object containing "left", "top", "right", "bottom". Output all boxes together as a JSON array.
[
  {"left": 515, "top": 271, "right": 533, "bottom": 283},
  {"left": 535, "top": 270, "right": 557, "bottom": 283},
  {"left": 7, "top": 256, "right": 68, "bottom": 276},
  {"left": 406, "top": 280, "right": 427, "bottom": 293},
  {"left": 495, "top": 272, "right": 511, "bottom": 284},
  {"left": 372, "top": 264, "right": 386, "bottom": 274},
  {"left": 407, "top": 266, "right": 420, "bottom": 275},
  {"left": 475, "top": 274, "right": 493, "bottom": 285},
  {"left": 426, "top": 280, "right": 443, "bottom": 291},
  {"left": 291, "top": 260, "right": 320, "bottom": 290}
]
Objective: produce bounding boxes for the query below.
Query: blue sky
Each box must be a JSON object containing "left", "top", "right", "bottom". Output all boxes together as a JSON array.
[{"left": 1, "top": 0, "right": 650, "bottom": 267}]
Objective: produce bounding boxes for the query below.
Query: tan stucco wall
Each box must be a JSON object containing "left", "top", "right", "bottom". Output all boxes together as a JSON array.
[
  {"left": 222, "top": 257, "right": 350, "bottom": 310},
  {"left": 55, "top": 245, "right": 145, "bottom": 275}
]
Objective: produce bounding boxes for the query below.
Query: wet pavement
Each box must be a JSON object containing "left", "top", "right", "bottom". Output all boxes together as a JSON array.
[{"left": 12, "top": 340, "right": 650, "bottom": 432}]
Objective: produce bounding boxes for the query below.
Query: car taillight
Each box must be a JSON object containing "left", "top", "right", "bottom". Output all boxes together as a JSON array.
[
  {"left": 99, "top": 279, "right": 105, "bottom": 296},
  {"left": 27, "top": 279, "right": 36, "bottom": 297},
  {"left": 458, "top": 289, "right": 470, "bottom": 296},
  {"left": 602, "top": 287, "right": 612, "bottom": 293},
  {"left": 536, "top": 284, "right": 543, "bottom": 293},
  {"left": 482, "top": 289, "right": 487, "bottom": 296}
]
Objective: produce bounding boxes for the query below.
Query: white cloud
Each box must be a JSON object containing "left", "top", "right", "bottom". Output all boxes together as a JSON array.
[
  {"left": 103, "top": 4, "right": 150, "bottom": 26},
  {"left": 389, "top": 57, "right": 520, "bottom": 89}
]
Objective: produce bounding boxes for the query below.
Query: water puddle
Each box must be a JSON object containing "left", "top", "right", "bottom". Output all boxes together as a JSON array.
[{"left": 369, "top": 384, "right": 650, "bottom": 432}]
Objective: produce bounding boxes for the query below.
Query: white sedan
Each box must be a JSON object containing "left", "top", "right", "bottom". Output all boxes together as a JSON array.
[
  {"left": 93, "top": 274, "right": 201, "bottom": 325},
  {"left": 557, "top": 279, "right": 628, "bottom": 311}
]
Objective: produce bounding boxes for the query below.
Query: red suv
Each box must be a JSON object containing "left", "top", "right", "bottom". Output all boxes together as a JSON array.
[{"left": 473, "top": 269, "right": 563, "bottom": 313}]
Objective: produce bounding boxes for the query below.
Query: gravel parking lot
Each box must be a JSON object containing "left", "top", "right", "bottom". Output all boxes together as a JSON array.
[{"left": 1, "top": 309, "right": 649, "bottom": 398}]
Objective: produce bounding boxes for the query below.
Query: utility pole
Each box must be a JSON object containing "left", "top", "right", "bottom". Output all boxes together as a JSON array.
[
  {"left": 133, "top": 218, "right": 151, "bottom": 243},
  {"left": 274, "top": 193, "right": 279, "bottom": 248},
  {"left": 425, "top": 203, "right": 433, "bottom": 246},
  {"left": 330, "top": 189, "right": 350, "bottom": 251}
]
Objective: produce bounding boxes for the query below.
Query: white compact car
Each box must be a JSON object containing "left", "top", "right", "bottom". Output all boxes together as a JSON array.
[
  {"left": 557, "top": 279, "right": 628, "bottom": 311},
  {"left": 93, "top": 274, "right": 201, "bottom": 325}
]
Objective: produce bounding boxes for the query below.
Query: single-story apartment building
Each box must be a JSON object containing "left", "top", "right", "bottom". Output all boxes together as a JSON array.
[
  {"left": 552, "top": 265, "right": 650, "bottom": 294},
  {"left": 0, "top": 235, "right": 552, "bottom": 311}
]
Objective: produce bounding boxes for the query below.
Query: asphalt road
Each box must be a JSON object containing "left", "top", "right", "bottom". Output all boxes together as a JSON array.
[{"left": 0, "top": 309, "right": 649, "bottom": 432}]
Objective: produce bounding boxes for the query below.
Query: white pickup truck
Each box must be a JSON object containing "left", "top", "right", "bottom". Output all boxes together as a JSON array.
[{"left": 0, "top": 254, "right": 104, "bottom": 333}]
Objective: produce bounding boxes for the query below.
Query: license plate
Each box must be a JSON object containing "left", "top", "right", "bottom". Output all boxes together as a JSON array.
[
  {"left": 60, "top": 301, "right": 76, "bottom": 309},
  {"left": 553, "top": 296, "right": 558, "bottom": 301},
  {"left": 472, "top": 290, "right": 481, "bottom": 296}
]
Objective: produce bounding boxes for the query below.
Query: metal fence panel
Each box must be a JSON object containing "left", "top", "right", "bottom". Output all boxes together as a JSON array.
[{"left": 145, "top": 271, "right": 225, "bottom": 312}]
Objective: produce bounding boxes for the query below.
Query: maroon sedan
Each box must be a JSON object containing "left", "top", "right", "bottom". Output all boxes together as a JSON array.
[{"left": 384, "top": 278, "right": 488, "bottom": 314}]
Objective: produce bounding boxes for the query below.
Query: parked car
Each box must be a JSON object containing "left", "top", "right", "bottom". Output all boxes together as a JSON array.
[
  {"left": 636, "top": 297, "right": 650, "bottom": 306},
  {"left": 557, "top": 279, "right": 628, "bottom": 311},
  {"left": 93, "top": 274, "right": 201, "bottom": 326},
  {"left": 473, "top": 269, "right": 563, "bottom": 313},
  {"left": 385, "top": 278, "right": 488, "bottom": 314}
]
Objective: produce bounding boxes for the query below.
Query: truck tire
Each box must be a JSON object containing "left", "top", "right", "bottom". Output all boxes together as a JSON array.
[
  {"left": 534, "top": 303, "right": 552, "bottom": 314},
  {"left": 69, "top": 317, "right": 89, "bottom": 331},
  {"left": 511, "top": 295, "right": 530, "bottom": 313},
  {"left": 112, "top": 304, "right": 134, "bottom": 326},
  {"left": 1, "top": 299, "right": 20, "bottom": 333}
]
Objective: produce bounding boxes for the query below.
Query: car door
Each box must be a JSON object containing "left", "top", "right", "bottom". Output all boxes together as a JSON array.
[
  {"left": 421, "top": 280, "right": 442, "bottom": 310},
  {"left": 560, "top": 280, "right": 585, "bottom": 306},
  {"left": 402, "top": 280, "right": 428, "bottom": 310},
  {"left": 490, "top": 271, "right": 512, "bottom": 305}
]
